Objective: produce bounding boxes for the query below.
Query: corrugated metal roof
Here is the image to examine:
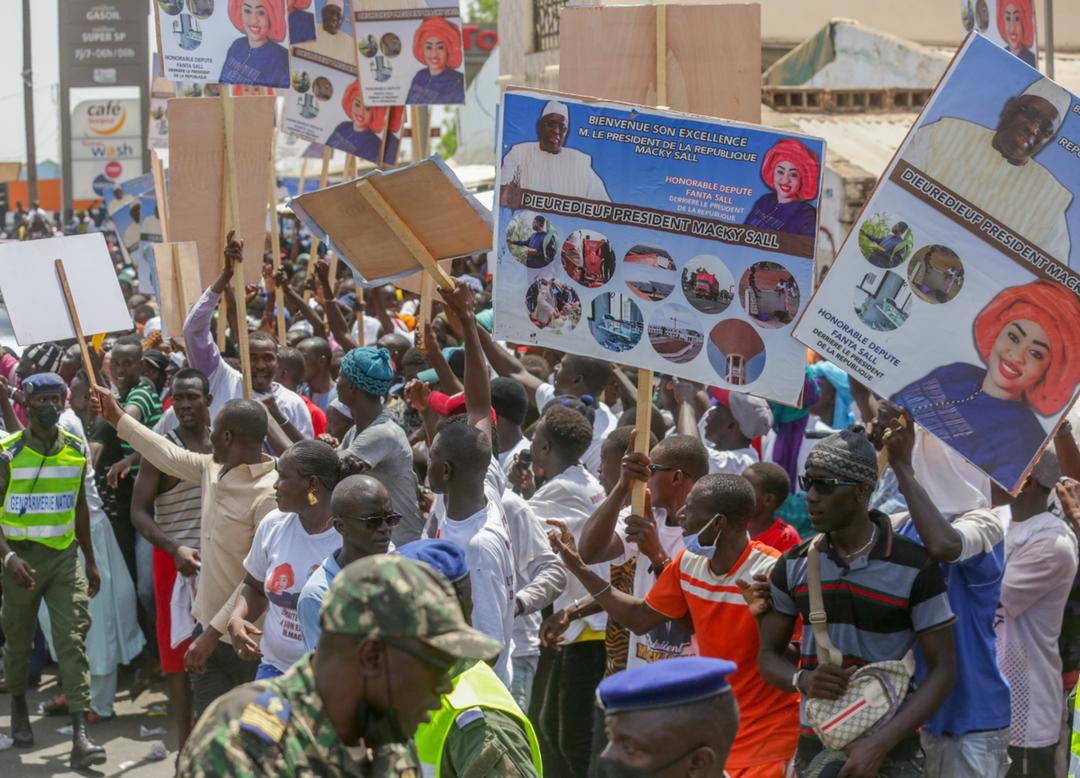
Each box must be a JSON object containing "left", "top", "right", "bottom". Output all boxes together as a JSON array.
[{"left": 762, "top": 108, "right": 915, "bottom": 179}]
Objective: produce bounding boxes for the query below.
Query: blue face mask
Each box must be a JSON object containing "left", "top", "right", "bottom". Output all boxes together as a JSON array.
[{"left": 683, "top": 513, "right": 720, "bottom": 557}]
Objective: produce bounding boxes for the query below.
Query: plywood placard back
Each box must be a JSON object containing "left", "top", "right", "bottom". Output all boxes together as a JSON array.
[
  {"left": 152, "top": 242, "right": 204, "bottom": 337},
  {"left": 168, "top": 95, "right": 275, "bottom": 288},
  {"left": 560, "top": 4, "right": 762, "bottom": 123},
  {"left": 291, "top": 158, "right": 491, "bottom": 285}
]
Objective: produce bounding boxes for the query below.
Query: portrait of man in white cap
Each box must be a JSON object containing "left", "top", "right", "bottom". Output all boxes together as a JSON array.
[
  {"left": 903, "top": 76, "right": 1073, "bottom": 264},
  {"left": 500, "top": 100, "right": 612, "bottom": 208},
  {"left": 311, "top": 0, "right": 353, "bottom": 63}
]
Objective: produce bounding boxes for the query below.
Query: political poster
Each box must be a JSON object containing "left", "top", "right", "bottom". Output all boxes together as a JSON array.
[
  {"left": 960, "top": 0, "right": 1037, "bottom": 67},
  {"left": 493, "top": 88, "right": 826, "bottom": 406},
  {"left": 70, "top": 98, "right": 144, "bottom": 201},
  {"left": 282, "top": 18, "right": 404, "bottom": 165},
  {"left": 156, "top": 0, "right": 290, "bottom": 88},
  {"left": 354, "top": 1, "right": 465, "bottom": 106},
  {"left": 792, "top": 34, "right": 1080, "bottom": 493}
]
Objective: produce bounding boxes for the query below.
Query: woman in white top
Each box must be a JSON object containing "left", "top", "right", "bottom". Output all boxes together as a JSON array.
[{"left": 226, "top": 440, "right": 344, "bottom": 678}]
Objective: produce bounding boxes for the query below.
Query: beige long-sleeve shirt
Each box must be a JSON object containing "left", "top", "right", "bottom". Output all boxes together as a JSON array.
[{"left": 116, "top": 414, "right": 278, "bottom": 634}]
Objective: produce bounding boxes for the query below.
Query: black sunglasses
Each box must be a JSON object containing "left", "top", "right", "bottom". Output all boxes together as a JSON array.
[
  {"left": 384, "top": 637, "right": 457, "bottom": 678},
  {"left": 798, "top": 475, "right": 858, "bottom": 495},
  {"left": 648, "top": 463, "right": 682, "bottom": 475},
  {"left": 358, "top": 512, "right": 402, "bottom": 528}
]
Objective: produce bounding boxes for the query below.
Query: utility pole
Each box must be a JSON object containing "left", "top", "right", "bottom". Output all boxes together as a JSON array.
[
  {"left": 1044, "top": 0, "right": 1055, "bottom": 79},
  {"left": 21, "top": 0, "right": 37, "bottom": 205}
]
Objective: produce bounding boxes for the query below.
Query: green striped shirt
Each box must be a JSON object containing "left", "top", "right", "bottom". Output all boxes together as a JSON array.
[{"left": 120, "top": 378, "right": 163, "bottom": 473}]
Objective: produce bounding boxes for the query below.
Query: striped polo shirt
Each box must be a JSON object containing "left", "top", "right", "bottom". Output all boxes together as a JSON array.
[
  {"left": 769, "top": 511, "right": 955, "bottom": 734},
  {"left": 120, "top": 377, "right": 163, "bottom": 473}
]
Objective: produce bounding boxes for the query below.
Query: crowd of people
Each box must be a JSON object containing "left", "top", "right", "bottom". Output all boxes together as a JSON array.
[{"left": 1, "top": 211, "right": 1080, "bottom": 778}]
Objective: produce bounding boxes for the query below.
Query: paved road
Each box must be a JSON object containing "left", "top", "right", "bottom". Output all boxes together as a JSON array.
[{"left": 0, "top": 670, "right": 176, "bottom": 777}]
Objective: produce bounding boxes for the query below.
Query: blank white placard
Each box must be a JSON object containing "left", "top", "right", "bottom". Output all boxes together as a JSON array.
[{"left": 0, "top": 233, "right": 133, "bottom": 346}]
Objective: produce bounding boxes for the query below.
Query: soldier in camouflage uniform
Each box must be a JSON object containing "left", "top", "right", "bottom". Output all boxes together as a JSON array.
[{"left": 177, "top": 554, "right": 502, "bottom": 777}]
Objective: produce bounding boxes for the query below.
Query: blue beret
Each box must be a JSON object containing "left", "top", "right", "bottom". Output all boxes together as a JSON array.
[
  {"left": 395, "top": 539, "right": 469, "bottom": 583},
  {"left": 597, "top": 657, "right": 737, "bottom": 714},
  {"left": 21, "top": 372, "right": 67, "bottom": 395}
]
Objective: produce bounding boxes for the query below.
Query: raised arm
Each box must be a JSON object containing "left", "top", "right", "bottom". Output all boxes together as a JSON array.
[
  {"left": 185, "top": 233, "right": 244, "bottom": 376},
  {"left": 547, "top": 520, "right": 669, "bottom": 636},
  {"left": 475, "top": 324, "right": 544, "bottom": 407},
  {"left": 92, "top": 386, "right": 206, "bottom": 484},
  {"left": 314, "top": 261, "right": 357, "bottom": 352},
  {"left": 880, "top": 402, "right": 964, "bottom": 562},
  {"left": 277, "top": 268, "right": 327, "bottom": 338},
  {"left": 673, "top": 380, "right": 705, "bottom": 437},
  {"left": 440, "top": 283, "right": 490, "bottom": 437},
  {"left": 578, "top": 431, "right": 646, "bottom": 564}
]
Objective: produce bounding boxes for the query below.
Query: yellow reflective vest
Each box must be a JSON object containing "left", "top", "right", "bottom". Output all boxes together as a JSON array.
[
  {"left": 0, "top": 430, "right": 85, "bottom": 551},
  {"left": 414, "top": 661, "right": 542, "bottom": 777}
]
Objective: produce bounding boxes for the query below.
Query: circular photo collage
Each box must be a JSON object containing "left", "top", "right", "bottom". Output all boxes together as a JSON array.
[
  {"left": 854, "top": 211, "right": 966, "bottom": 331},
  {"left": 504, "top": 215, "right": 786, "bottom": 384}
]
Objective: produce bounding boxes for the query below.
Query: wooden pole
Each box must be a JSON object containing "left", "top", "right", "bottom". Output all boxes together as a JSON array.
[
  {"left": 222, "top": 92, "right": 253, "bottom": 399},
  {"left": 418, "top": 272, "right": 435, "bottom": 344},
  {"left": 151, "top": 150, "right": 169, "bottom": 242},
  {"left": 55, "top": 259, "right": 98, "bottom": 390},
  {"left": 268, "top": 171, "right": 286, "bottom": 342},
  {"left": 631, "top": 369, "right": 653, "bottom": 515},
  {"left": 408, "top": 106, "right": 422, "bottom": 163},
  {"left": 356, "top": 286, "right": 365, "bottom": 346},
  {"left": 268, "top": 109, "right": 287, "bottom": 343},
  {"left": 298, "top": 157, "right": 309, "bottom": 195},
  {"left": 304, "top": 147, "right": 333, "bottom": 302},
  {"left": 318, "top": 145, "right": 332, "bottom": 189},
  {"left": 630, "top": 5, "right": 669, "bottom": 517}
]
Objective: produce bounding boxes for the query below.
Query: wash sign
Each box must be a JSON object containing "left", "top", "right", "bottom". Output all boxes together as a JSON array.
[{"left": 70, "top": 98, "right": 144, "bottom": 201}]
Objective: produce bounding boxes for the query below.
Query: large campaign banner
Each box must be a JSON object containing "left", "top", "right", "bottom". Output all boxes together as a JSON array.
[
  {"left": 354, "top": 1, "right": 465, "bottom": 106},
  {"left": 960, "top": 0, "right": 1037, "bottom": 67},
  {"left": 493, "top": 88, "right": 826, "bottom": 406},
  {"left": 156, "top": 0, "right": 290, "bottom": 88},
  {"left": 793, "top": 34, "right": 1080, "bottom": 493}
]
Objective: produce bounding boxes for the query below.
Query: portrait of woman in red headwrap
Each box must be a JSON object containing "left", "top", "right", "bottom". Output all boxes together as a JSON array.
[
  {"left": 405, "top": 16, "right": 465, "bottom": 105},
  {"left": 744, "top": 138, "right": 821, "bottom": 239},
  {"left": 220, "top": 0, "right": 290, "bottom": 87},
  {"left": 891, "top": 280, "right": 1080, "bottom": 489},
  {"left": 998, "top": 0, "right": 1036, "bottom": 68},
  {"left": 325, "top": 81, "right": 401, "bottom": 165}
]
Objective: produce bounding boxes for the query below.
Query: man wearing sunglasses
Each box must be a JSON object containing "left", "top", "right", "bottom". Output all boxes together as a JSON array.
[
  {"left": 757, "top": 430, "right": 957, "bottom": 778},
  {"left": 179, "top": 554, "right": 502, "bottom": 778},
  {"left": 297, "top": 474, "right": 397, "bottom": 651}
]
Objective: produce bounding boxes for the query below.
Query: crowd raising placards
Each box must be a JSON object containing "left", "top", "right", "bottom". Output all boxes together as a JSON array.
[{"left": 8, "top": 2, "right": 1080, "bottom": 776}]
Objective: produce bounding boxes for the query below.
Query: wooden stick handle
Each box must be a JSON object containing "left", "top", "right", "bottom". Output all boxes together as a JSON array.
[
  {"left": 631, "top": 369, "right": 654, "bottom": 515},
  {"left": 55, "top": 259, "right": 98, "bottom": 391},
  {"left": 222, "top": 91, "right": 253, "bottom": 400},
  {"left": 268, "top": 169, "right": 286, "bottom": 343}
]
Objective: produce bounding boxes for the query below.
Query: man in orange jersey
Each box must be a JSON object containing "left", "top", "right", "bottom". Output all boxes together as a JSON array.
[{"left": 548, "top": 473, "right": 799, "bottom": 777}]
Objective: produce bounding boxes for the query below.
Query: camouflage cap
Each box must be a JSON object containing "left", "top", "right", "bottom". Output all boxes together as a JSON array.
[{"left": 320, "top": 554, "right": 501, "bottom": 661}]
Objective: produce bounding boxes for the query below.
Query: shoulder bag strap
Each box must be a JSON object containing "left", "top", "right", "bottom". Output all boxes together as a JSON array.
[{"left": 807, "top": 537, "right": 844, "bottom": 667}]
